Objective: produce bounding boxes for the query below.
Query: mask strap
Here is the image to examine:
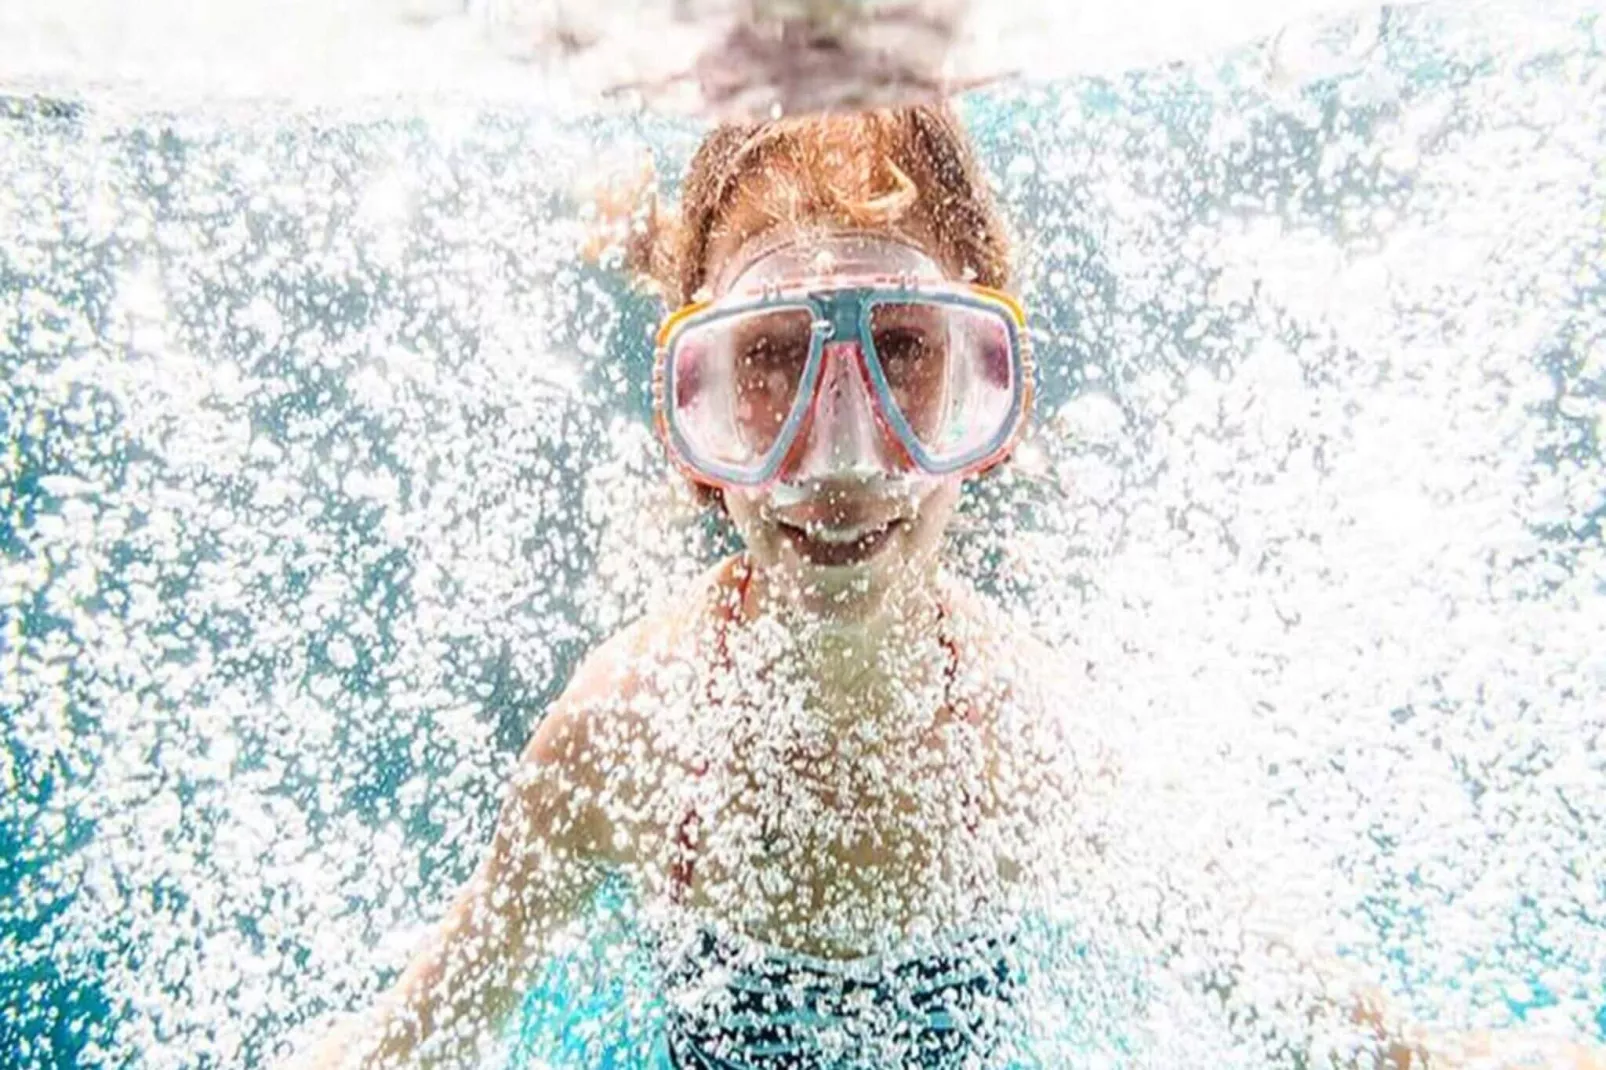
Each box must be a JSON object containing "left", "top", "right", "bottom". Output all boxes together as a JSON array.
[{"left": 712, "top": 229, "right": 945, "bottom": 297}]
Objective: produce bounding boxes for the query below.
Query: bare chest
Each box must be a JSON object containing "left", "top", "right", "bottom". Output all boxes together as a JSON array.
[{"left": 663, "top": 707, "right": 1013, "bottom": 955}]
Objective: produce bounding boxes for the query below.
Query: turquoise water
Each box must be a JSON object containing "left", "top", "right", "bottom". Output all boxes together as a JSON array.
[{"left": 3, "top": 3, "right": 1605, "bottom": 1067}]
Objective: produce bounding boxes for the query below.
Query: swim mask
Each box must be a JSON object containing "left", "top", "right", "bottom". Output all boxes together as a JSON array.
[{"left": 652, "top": 231, "right": 1033, "bottom": 501}]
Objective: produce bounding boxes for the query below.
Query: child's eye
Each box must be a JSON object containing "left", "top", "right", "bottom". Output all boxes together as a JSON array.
[
  {"left": 740, "top": 335, "right": 809, "bottom": 369},
  {"left": 876, "top": 328, "right": 937, "bottom": 371}
]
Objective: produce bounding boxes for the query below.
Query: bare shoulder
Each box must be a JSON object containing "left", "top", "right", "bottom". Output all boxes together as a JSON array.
[
  {"left": 509, "top": 558, "right": 734, "bottom": 862},
  {"left": 939, "top": 575, "right": 1120, "bottom": 786},
  {"left": 937, "top": 575, "right": 1085, "bottom": 703},
  {"left": 525, "top": 558, "right": 730, "bottom": 755}
]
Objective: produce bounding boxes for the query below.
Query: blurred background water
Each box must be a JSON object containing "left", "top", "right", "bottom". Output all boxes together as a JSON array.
[{"left": 2, "top": 2, "right": 1604, "bottom": 1067}]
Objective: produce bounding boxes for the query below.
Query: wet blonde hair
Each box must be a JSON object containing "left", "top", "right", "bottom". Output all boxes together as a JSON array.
[{"left": 615, "top": 104, "right": 1012, "bottom": 305}]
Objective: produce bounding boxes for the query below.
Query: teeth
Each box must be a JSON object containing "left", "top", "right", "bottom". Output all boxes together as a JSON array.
[{"left": 806, "top": 521, "right": 891, "bottom": 544}]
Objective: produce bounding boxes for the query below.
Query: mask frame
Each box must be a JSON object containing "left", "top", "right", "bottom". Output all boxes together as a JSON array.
[{"left": 652, "top": 277, "right": 1033, "bottom": 491}]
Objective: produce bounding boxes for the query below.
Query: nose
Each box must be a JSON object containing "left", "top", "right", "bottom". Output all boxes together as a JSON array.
[{"left": 776, "top": 341, "right": 905, "bottom": 485}]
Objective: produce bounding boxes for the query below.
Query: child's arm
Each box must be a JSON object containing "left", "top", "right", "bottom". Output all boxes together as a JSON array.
[{"left": 283, "top": 642, "right": 642, "bottom": 1070}]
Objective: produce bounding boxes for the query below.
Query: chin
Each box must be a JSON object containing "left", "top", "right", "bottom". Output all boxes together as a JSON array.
[{"left": 758, "top": 524, "right": 931, "bottom": 625}]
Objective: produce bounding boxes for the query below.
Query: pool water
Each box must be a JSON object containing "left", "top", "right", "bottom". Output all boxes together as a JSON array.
[{"left": 2, "top": 2, "right": 1604, "bottom": 1067}]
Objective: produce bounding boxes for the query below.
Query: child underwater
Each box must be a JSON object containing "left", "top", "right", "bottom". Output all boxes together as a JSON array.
[{"left": 286, "top": 104, "right": 1606, "bottom": 1070}]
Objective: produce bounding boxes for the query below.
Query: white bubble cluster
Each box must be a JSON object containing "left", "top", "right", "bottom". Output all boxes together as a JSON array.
[{"left": 2, "top": 3, "right": 1604, "bottom": 1068}]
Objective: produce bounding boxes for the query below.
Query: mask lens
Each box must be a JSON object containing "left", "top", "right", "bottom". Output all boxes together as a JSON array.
[
  {"left": 869, "top": 299, "right": 1019, "bottom": 466},
  {"left": 667, "top": 305, "right": 815, "bottom": 479},
  {"left": 869, "top": 302, "right": 949, "bottom": 444}
]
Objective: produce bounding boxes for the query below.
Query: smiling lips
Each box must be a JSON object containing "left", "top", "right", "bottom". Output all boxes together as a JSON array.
[{"left": 776, "top": 516, "right": 907, "bottom": 567}]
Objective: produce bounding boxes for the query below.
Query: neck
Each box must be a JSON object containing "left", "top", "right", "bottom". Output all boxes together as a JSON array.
[{"left": 734, "top": 558, "right": 953, "bottom": 719}]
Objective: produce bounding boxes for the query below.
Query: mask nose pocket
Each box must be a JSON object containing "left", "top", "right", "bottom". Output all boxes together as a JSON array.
[{"left": 785, "top": 343, "right": 899, "bottom": 481}]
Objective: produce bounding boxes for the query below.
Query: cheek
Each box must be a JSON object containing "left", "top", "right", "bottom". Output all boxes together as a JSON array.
[
  {"left": 722, "top": 491, "right": 773, "bottom": 544},
  {"left": 908, "top": 483, "right": 962, "bottom": 544}
]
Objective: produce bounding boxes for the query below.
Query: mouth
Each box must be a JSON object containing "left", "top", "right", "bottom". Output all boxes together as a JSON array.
[{"left": 775, "top": 517, "right": 909, "bottom": 568}]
